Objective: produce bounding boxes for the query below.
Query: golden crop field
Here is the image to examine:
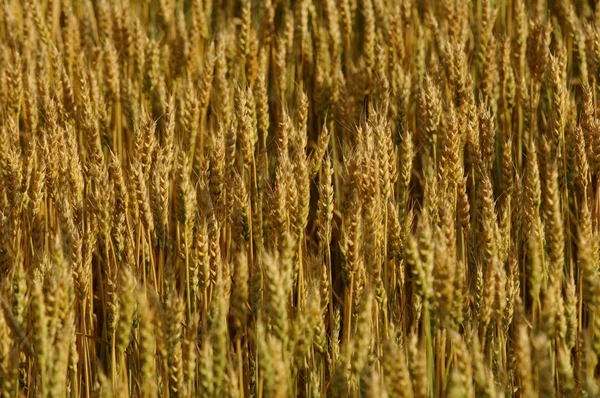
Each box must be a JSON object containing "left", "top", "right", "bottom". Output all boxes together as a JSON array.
[{"left": 1, "top": 0, "right": 599, "bottom": 396}]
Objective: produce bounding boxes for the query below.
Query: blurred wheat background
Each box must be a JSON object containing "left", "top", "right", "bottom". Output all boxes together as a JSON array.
[{"left": 0, "top": 0, "right": 599, "bottom": 396}]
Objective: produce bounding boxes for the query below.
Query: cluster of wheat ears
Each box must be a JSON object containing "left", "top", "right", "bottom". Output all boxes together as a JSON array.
[{"left": 3, "top": 0, "right": 600, "bottom": 396}]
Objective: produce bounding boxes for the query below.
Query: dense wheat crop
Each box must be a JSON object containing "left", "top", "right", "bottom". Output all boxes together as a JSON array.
[{"left": 2, "top": 0, "right": 600, "bottom": 396}]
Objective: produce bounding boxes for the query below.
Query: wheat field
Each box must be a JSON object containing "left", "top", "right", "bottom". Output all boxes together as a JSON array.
[{"left": 1, "top": 0, "right": 600, "bottom": 396}]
